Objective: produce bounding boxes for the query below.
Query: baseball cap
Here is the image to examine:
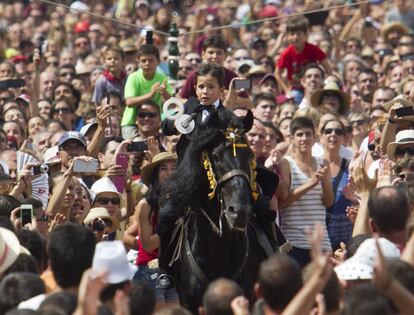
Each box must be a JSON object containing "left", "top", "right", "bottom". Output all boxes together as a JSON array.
[
  {"left": 44, "top": 146, "right": 61, "bottom": 165},
  {"left": 80, "top": 122, "right": 98, "bottom": 137},
  {"left": 57, "top": 131, "right": 87, "bottom": 149}
]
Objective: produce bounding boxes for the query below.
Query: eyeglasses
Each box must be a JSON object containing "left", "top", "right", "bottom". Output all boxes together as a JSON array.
[
  {"left": 350, "top": 119, "right": 366, "bottom": 126},
  {"left": 137, "top": 112, "right": 158, "bottom": 118},
  {"left": 96, "top": 197, "right": 121, "bottom": 205},
  {"left": 53, "top": 108, "right": 72, "bottom": 114},
  {"left": 60, "top": 72, "right": 75, "bottom": 78},
  {"left": 322, "top": 128, "right": 345, "bottom": 136},
  {"left": 395, "top": 146, "right": 414, "bottom": 157}
]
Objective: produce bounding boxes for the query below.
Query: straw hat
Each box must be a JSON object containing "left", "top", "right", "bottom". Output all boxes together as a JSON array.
[
  {"left": 387, "top": 130, "right": 414, "bottom": 161},
  {"left": 381, "top": 22, "right": 409, "bottom": 41},
  {"left": 140, "top": 152, "right": 177, "bottom": 186},
  {"left": 83, "top": 207, "right": 120, "bottom": 234},
  {"left": 310, "top": 81, "right": 350, "bottom": 115}
]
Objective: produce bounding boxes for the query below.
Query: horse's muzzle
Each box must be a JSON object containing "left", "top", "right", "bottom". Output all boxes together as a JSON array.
[{"left": 225, "top": 205, "right": 251, "bottom": 232}]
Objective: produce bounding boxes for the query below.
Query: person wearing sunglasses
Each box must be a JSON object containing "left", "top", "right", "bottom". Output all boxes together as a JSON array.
[
  {"left": 320, "top": 119, "right": 353, "bottom": 250},
  {"left": 348, "top": 112, "right": 369, "bottom": 153},
  {"left": 91, "top": 177, "right": 123, "bottom": 229},
  {"left": 136, "top": 101, "right": 161, "bottom": 140},
  {"left": 387, "top": 130, "right": 414, "bottom": 163}
]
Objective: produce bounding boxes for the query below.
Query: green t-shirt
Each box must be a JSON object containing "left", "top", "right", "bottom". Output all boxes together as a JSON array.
[{"left": 121, "top": 69, "right": 173, "bottom": 126}]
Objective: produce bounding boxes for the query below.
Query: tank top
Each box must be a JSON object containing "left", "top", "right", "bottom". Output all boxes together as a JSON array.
[
  {"left": 280, "top": 156, "right": 331, "bottom": 250},
  {"left": 135, "top": 210, "right": 159, "bottom": 266}
]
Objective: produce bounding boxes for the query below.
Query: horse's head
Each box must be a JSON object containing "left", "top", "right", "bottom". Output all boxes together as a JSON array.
[{"left": 202, "top": 111, "right": 256, "bottom": 231}]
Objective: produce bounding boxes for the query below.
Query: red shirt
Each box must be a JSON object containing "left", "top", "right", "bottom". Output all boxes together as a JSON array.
[
  {"left": 277, "top": 42, "right": 326, "bottom": 88},
  {"left": 135, "top": 211, "right": 159, "bottom": 266}
]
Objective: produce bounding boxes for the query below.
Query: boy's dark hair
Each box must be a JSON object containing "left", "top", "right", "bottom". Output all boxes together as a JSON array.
[
  {"left": 262, "top": 121, "right": 284, "bottom": 143},
  {"left": 300, "top": 62, "right": 325, "bottom": 78},
  {"left": 368, "top": 186, "right": 410, "bottom": 234},
  {"left": 196, "top": 63, "right": 225, "bottom": 87},
  {"left": 47, "top": 223, "right": 96, "bottom": 289},
  {"left": 53, "top": 82, "right": 81, "bottom": 109},
  {"left": 202, "top": 35, "right": 227, "bottom": 52},
  {"left": 388, "top": 259, "right": 414, "bottom": 294},
  {"left": 100, "top": 281, "right": 129, "bottom": 302},
  {"left": 129, "top": 282, "right": 156, "bottom": 315},
  {"left": 38, "top": 292, "right": 77, "bottom": 315},
  {"left": 342, "top": 284, "right": 392, "bottom": 315},
  {"left": 0, "top": 195, "right": 20, "bottom": 217},
  {"left": 290, "top": 117, "right": 315, "bottom": 135},
  {"left": 139, "top": 99, "right": 161, "bottom": 114},
  {"left": 3, "top": 254, "right": 39, "bottom": 275},
  {"left": 258, "top": 254, "right": 303, "bottom": 311},
  {"left": 59, "top": 64, "right": 76, "bottom": 74},
  {"left": 287, "top": 15, "right": 310, "bottom": 34},
  {"left": 100, "top": 91, "right": 124, "bottom": 106},
  {"left": 102, "top": 44, "right": 125, "bottom": 60},
  {"left": 20, "top": 197, "right": 43, "bottom": 210},
  {"left": 345, "top": 234, "right": 371, "bottom": 259},
  {"left": 253, "top": 93, "right": 276, "bottom": 107},
  {"left": 202, "top": 278, "right": 244, "bottom": 315},
  {"left": 0, "top": 272, "right": 45, "bottom": 314},
  {"left": 99, "top": 136, "right": 124, "bottom": 154},
  {"left": 137, "top": 44, "right": 160, "bottom": 61},
  {"left": 5, "top": 310, "right": 38, "bottom": 315},
  {"left": 358, "top": 68, "right": 377, "bottom": 80},
  {"left": 16, "top": 229, "right": 45, "bottom": 272}
]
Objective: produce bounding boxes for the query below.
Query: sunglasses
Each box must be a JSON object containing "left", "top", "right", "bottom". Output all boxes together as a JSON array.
[
  {"left": 186, "top": 57, "right": 201, "bottom": 63},
  {"left": 53, "top": 108, "right": 72, "bottom": 114},
  {"left": 350, "top": 119, "right": 366, "bottom": 126},
  {"left": 322, "top": 128, "right": 345, "bottom": 136},
  {"left": 137, "top": 112, "right": 158, "bottom": 118},
  {"left": 96, "top": 197, "right": 121, "bottom": 205},
  {"left": 36, "top": 213, "right": 48, "bottom": 222},
  {"left": 395, "top": 146, "right": 414, "bottom": 157}
]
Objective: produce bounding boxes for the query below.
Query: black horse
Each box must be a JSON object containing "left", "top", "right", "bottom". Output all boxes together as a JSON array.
[{"left": 159, "top": 110, "right": 275, "bottom": 313}]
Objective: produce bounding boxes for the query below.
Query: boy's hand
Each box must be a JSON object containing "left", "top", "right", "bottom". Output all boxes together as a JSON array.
[{"left": 150, "top": 82, "right": 161, "bottom": 97}]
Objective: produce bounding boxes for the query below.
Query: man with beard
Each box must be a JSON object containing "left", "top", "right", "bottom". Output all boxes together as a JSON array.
[
  {"left": 74, "top": 34, "right": 92, "bottom": 69},
  {"left": 299, "top": 64, "right": 325, "bottom": 109}
]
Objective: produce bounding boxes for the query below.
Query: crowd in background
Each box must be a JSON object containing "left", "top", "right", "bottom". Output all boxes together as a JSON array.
[{"left": 1, "top": 0, "right": 414, "bottom": 315}]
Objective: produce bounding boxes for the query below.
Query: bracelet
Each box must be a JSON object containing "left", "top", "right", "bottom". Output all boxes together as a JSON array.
[{"left": 388, "top": 118, "right": 397, "bottom": 124}]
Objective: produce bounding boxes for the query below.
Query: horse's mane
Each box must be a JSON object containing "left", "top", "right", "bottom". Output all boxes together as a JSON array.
[{"left": 160, "top": 109, "right": 242, "bottom": 215}]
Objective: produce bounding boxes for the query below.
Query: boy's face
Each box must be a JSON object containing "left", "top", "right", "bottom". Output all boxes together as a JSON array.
[
  {"left": 138, "top": 54, "right": 159, "bottom": 76},
  {"left": 288, "top": 30, "right": 307, "bottom": 49},
  {"left": 195, "top": 74, "right": 223, "bottom": 106},
  {"left": 292, "top": 127, "right": 315, "bottom": 153},
  {"left": 104, "top": 51, "right": 123, "bottom": 74},
  {"left": 201, "top": 47, "right": 226, "bottom": 66}
]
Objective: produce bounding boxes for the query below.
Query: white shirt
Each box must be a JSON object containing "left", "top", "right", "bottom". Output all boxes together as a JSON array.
[
  {"left": 312, "top": 142, "right": 354, "bottom": 160},
  {"left": 202, "top": 99, "right": 220, "bottom": 122}
]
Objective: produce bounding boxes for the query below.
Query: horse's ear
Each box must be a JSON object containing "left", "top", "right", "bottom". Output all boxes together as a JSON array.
[{"left": 243, "top": 110, "right": 254, "bottom": 132}]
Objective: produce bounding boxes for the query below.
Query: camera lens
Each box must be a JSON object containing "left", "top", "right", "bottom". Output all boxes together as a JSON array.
[{"left": 40, "top": 164, "right": 49, "bottom": 174}]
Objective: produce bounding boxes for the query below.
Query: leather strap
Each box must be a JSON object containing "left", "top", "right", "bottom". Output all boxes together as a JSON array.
[{"left": 217, "top": 169, "right": 250, "bottom": 185}]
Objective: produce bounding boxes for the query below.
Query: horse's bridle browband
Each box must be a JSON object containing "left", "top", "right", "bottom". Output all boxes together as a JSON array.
[{"left": 217, "top": 169, "right": 250, "bottom": 186}]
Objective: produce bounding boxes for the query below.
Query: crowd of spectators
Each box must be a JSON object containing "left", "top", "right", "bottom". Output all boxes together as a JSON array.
[{"left": 1, "top": 0, "right": 414, "bottom": 314}]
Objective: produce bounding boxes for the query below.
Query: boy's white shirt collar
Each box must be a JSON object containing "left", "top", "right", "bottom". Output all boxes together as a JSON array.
[{"left": 202, "top": 99, "right": 220, "bottom": 122}]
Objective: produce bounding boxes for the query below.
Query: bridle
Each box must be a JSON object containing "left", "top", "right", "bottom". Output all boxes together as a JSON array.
[{"left": 200, "top": 127, "right": 258, "bottom": 236}]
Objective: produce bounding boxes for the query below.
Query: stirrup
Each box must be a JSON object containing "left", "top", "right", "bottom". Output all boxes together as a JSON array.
[{"left": 156, "top": 273, "right": 175, "bottom": 289}]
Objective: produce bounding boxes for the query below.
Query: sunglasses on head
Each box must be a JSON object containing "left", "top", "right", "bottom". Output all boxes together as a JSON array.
[
  {"left": 96, "top": 197, "right": 121, "bottom": 205},
  {"left": 350, "top": 119, "right": 366, "bottom": 126},
  {"left": 322, "top": 128, "right": 344, "bottom": 136},
  {"left": 395, "top": 146, "right": 414, "bottom": 157},
  {"left": 137, "top": 112, "right": 157, "bottom": 118}
]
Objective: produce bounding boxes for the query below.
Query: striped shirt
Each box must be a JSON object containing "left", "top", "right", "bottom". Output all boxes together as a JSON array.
[{"left": 280, "top": 156, "right": 331, "bottom": 250}]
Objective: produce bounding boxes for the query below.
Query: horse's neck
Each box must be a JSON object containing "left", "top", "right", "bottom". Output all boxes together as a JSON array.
[{"left": 190, "top": 199, "right": 240, "bottom": 277}]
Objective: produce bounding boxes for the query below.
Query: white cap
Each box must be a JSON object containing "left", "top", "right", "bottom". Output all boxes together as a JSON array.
[
  {"left": 92, "top": 241, "right": 137, "bottom": 283},
  {"left": 44, "top": 146, "right": 61, "bottom": 165},
  {"left": 334, "top": 238, "right": 400, "bottom": 280},
  {"left": 91, "top": 177, "right": 122, "bottom": 198}
]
